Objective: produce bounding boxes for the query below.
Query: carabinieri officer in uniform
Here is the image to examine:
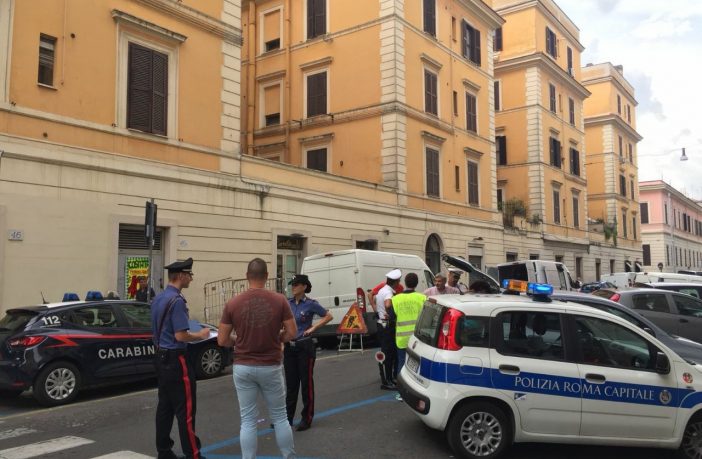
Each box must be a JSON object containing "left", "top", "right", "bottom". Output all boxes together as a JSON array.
[
  {"left": 151, "top": 258, "right": 209, "bottom": 459},
  {"left": 284, "top": 274, "right": 332, "bottom": 431}
]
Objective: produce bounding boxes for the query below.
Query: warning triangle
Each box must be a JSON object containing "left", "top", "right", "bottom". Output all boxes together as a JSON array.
[{"left": 336, "top": 303, "right": 368, "bottom": 334}]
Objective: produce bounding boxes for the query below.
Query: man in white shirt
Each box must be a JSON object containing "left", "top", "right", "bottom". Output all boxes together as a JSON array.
[{"left": 373, "top": 269, "right": 401, "bottom": 390}]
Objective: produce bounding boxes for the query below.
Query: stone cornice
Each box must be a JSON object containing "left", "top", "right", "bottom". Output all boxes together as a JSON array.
[
  {"left": 495, "top": 53, "right": 591, "bottom": 99},
  {"left": 112, "top": 10, "right": 187, "bottom": 42},
  {"left": 133, "top": 0, "right": 242, "bottom": 44},
  {"left": 456, "top": 0, "right": 505, "bottom": 29},
  {"left": 582, "top": 73, "right": 638, "bottom": 105},
  {"left": 584, "top": 114, "right": 643, "bottom": 142}
]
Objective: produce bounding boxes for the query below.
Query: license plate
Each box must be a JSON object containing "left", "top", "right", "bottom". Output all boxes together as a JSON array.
[{"left": 406, "top": 355, "right": 419, "bottom": 374}]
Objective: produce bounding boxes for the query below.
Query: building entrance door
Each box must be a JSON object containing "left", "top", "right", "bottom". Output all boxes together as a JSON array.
[{"left": 276, "top": 236, "right": 305, "bottom": 297}]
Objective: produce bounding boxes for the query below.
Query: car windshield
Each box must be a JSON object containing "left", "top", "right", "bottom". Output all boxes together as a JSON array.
[{"left": 0, "top": 310, "right": 38, "bottom": 332}]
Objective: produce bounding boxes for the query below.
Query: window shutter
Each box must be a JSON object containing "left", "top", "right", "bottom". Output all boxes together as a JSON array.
[
  {"left": 425, "top": 71, "right": 437, "bottom": 115},
  {"left": 497, "top": 136, "right": 507, "bottom": 165},
  {"left": 151, "top": 51, "right": 168, "bottom": 136},
  {"left": 315, "top": 0, "right": 326, "bottom": 36},
  {"left": 557, "top": 141, "right": 562, "bottom": 168},
  {"left": 466, "top": 93, "right": 477, "bottom": 132},
  {"left": 472, "top": 27, "right": 481, "bottom": 66},
  {"left": 424, "top": 0, "right": 436, "bottom": 36},
  {"left": 462, "top": 22, "right": 469, "bottom": 58},
  {"left": 468, "top": 162, "right": 479, "bottom": 205},
  {"left": 307, "top": 0, "right": 315, "bottom": 38},
  {"left": 307, "top": 72, "right": 327, "bottom": 117},
  {"left": 127, "top": 43, "right": 153, "bottom": 133},
  {"left": 426, "top": 148, "right": 439, "bottom": 197},
  {"left": 494, "top": 80, "right": 500, "bottom": 111}
]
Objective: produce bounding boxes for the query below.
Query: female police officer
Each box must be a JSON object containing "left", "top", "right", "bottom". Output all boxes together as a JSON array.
[{"left": 284, "top": 274, "right": 332, "bottom": 431}]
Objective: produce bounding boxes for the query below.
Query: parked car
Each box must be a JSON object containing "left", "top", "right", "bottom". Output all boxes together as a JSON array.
[
  {"left": 0, "top": 299, "right": 232, "bottom": 406},
  {"left": 648, "top": 282, "right": 702, "bottom": 300},
  {"left": 579, "top": 281, "right": 616, "bottom": 294},
  {"left": 551, "top": 291, "right": 702, "bottom": 363},
  {"left": 593, "top": 287, "right": 702, "bottom": 343}
]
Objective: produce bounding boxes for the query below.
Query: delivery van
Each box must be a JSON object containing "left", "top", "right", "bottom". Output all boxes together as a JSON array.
[
  {"left": 603, "top": 271, "right": 702, "bottom": 288},
  {"left": 300, "top": 250, "right": 435, "bottom": 336},
  {"left": 496, "top": 260, "right": 579, "bottom": 291}
]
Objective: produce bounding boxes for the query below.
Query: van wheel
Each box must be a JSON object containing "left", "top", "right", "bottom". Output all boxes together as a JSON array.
[
  {"left": 678, "top": 416, "right": 702, "bottom": 459},
  {"left": 446, "top": 402, "right": 511, "bottom": 459},
  {"left": 33, "top": 361, "right": 81, "bottom": 406}
]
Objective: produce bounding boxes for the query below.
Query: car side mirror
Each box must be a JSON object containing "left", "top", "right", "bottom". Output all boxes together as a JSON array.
[{"left": 655, "top": 351, "right": 670, "bottom": 375}]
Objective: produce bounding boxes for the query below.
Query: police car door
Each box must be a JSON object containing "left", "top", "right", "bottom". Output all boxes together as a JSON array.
[
  {"left": 71, "top": 304, "right": 137, "bottom": 378},
  {"left": 490, "top": 308, "right": 581, "bottom": 436},
  {"left": 115, "top": 302, "right": 155, "bottom": 374},
  {"left": 571, "top": 312, "right": 678, "bottom": 440}
]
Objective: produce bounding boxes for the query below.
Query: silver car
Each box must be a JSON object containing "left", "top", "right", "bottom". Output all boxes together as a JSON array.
[{"left": 593, "top": 287, "right": 702, "bottom": 343}]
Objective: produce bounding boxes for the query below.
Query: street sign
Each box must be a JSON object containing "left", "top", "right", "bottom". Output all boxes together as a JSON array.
[
  {"left": 145, "top": 200, "right": 157, "bottom": 242},
  {"left": 336, "top": 303, "right": 368, "bottom": 334}
]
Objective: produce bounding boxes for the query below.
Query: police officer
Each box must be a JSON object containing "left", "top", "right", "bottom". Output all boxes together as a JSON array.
[
  {"left": 151, "top": 258, "right": 209, "bottom": 459},
  {"left": 374, "top": 269, "right": 401, "bottom": 390},
  {"left": 284, "top": 274, "right": 332, "bottom": 431}
]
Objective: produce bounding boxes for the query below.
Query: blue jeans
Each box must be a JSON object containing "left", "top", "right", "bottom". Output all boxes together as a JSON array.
[{"left": 233, "top": 364, "right": 296, "bottom": 459}]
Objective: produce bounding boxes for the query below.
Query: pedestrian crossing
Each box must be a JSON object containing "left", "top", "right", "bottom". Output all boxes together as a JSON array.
[{"left": 0, "top": 430, "right": 154, "bottom": 459}]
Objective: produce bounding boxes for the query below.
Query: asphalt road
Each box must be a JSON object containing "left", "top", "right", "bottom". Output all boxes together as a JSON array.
[{"left": 0, "top": 347, "right": 678, "bottom": 458}]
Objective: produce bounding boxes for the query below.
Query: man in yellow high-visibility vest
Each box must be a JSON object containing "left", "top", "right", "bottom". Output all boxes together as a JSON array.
[{"left": 389, "top": 272, "right": 426, "bottom": 399}]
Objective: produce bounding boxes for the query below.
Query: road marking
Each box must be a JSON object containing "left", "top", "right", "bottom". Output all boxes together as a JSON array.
[
  {"left": 0, "top": 428, "right": 36, "bottom": 441},
  {"left": 0, "top": 436, "right": 93, "bottom": 459},
  {"left": 91, "top": 452, "right": 154, "bottom": 459}
]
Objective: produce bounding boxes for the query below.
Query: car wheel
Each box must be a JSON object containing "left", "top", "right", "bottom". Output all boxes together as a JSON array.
[
  {"left": 446, "top": 401, "right": 512, "bottom": 459},
  {"left": 195, "top": 344, "right": 223, "bottom": 379},
  {"left": 678, "top": 416, "right": 702, "bottom": 459},
  {"left": 33, "top": 361, "right": 81, "bottom": 406}
]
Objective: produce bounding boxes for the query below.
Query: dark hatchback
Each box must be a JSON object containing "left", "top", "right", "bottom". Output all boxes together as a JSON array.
[{"left": 0, "top": 300, "right": 232, "bottom": 406}]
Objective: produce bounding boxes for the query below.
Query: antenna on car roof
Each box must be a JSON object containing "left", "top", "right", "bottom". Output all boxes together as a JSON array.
[{"left": 40, "top": 291, "right": 48, "bottom": 304}]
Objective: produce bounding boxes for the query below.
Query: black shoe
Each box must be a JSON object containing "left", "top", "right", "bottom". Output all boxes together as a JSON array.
[
  {"left": 296, "top": 422, "right": 311, "bottom": 432},
  {"left": 380, "top": 383, "right": 397, "bottom": 390}
]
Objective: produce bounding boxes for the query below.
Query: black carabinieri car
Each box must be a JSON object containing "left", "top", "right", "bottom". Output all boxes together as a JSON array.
[{"left": 0, "top": 300, "right": 231, "bottom": 406}]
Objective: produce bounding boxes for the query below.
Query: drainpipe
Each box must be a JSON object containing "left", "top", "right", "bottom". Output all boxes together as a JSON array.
[
  {"left": 284, "top": 0, "right": 292, "bottom": 163},
  {"left": 246, "top": 2, "right": 256, "bottom": 156}
]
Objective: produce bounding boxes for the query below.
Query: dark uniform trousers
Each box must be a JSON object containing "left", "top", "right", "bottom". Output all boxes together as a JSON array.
[
  {"left": 155, "top": 349, "right": 202, "bottom": 459},
  {"left": 376, "top": 321, "right": 397, "bottom": 384},
  {"left": 284, "top": 338, "right": 316, "bottom": 425}
]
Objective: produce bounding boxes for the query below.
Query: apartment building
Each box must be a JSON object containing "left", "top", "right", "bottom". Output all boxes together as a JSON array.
[
  {"left": 582, "top": 62, "right": 643, "bottom": 273},
  {"left": 640, "top": 180, "right": 702, "bottom": 273}
]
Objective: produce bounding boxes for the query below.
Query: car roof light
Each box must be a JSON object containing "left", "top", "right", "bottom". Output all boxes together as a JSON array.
[
  {"left": 62, "top": 292, "right": 80, "bottom": 302},
  {"left": 502, "top": 279, "right": 528, "bottom": 293},
  {"left": 527, "top": 283, "right": 554, "bottom": 296},
  {"left": 85, "top": 290, "right": 104, "bottom": 301}
]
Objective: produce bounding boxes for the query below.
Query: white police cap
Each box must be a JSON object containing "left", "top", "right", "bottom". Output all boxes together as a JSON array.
[{"left": 386, "top": 269, "right": 402, "bottom": 280}]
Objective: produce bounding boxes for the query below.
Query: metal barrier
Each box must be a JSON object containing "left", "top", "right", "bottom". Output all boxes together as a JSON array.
[{"left": 203, "top": 277, "right": 283, "bottom": 324}]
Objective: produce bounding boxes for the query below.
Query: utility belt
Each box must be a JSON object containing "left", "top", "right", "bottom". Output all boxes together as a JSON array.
[
  {"left": 156, "top": 347, "right": 187, "bottom": 364},
  {"left": 285, "top": 337, "right": 313, "bottom": 349}
]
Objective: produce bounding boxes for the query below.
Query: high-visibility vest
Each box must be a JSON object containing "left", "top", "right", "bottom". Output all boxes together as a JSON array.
[{"left": 393, "top": 291, "right": 426, "bottom": 349}]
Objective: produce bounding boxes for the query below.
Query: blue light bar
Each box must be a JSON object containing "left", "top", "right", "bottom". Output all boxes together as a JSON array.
[
  {"left": 85, "top": 290, "right": 104, "bottom": 301},
  {"left": 502, "top": 279, "right": 509, "bottom": 289},
  {"left": 62, "top": 292, "right": 79, "bottom": 302},
  {"left": 527, "top": 283, "right": 553, "bottom": 296}
]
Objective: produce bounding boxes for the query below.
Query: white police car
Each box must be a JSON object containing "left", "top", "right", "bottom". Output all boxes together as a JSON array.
[{"left": 397, "top": 280, "right": 702, "bottom": 459}]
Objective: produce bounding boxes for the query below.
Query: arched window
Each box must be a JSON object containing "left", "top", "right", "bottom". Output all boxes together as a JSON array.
[{"left": 425, "top": 233, "right": 442, "bottom": 274}]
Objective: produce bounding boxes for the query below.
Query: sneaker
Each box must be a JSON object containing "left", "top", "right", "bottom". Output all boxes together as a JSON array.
[
  {"left": 296, "top": 421, "right": 311, "bottom": 432},
  {"left": 380, "top": 383, "right": 397, "bottom": 391}
]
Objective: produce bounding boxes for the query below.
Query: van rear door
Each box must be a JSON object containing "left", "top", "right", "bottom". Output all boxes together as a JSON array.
[{"left": 301, "top": 255, "right": 332, "bottom": 310}]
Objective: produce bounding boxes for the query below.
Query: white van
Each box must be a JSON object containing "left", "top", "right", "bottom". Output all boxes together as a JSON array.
[
  {"left": 300, "top": 249, "right": 434, "bottom": 336},
  {"left": 602, "top": 271, "right": 702, "bottom": 288},
  {"left": 496, "top": 260, "right": 578, "bottom": 291}
]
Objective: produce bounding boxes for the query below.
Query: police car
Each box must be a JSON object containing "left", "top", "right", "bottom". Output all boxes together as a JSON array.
[
  {"left": 0, "top": 297, "right": 232, "bottom": 406},
  {"left": 397, "top": 280, "right": 702, "bottom": 459}
]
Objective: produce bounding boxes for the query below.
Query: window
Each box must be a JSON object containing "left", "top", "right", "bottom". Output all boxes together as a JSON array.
[
  {"left": 38, "top": 34, "right": 56, "bottom": 86},
  {"left": 454, "top": 165, "right": 460, "bottom": 191},
  {"left": 425, "top": 147, "right": 440, "bottom": 197},
  {"left": 467, "top": 161, "right": 479, "bottom": 206},
  {"left": 553, "top": 189, "right": 561, "bottom": 224},
  {"left": 573, "top": 197, "right": 579, "bottom": 228},
  {"left": 497, "top": 311, "right": 564, "bottom": 360},
  {"left": 630, "top": 180, "right": 635, "bottom": 200},
  {"left": 628, "top": 143, "right": 633, "bottom": 163},
  {"left": 617, "top": 94, "right": 622, "bottom": 114},
  {"left": 619, "top": 175, "right": 626, "bottom": 197},
  {"left": 457, "top": 316, "right": 489, "bottom": 347},
  {"left": 452, "top": 90, "right": 458, "bottom": 116},
  {"left": 642, "top": 244, "right": 651, "bottom": 266},
  {"left": 496, "top": 135, "right": 507, "bottom": 165},
  {"left": 632, "top": 293, "right": 670, "bottom": 313},
  {"left": 493, "top": 27, "right": 503, "bottom": 52},
  {"left": 664, "top": 203, "right": 669, "bottom": 224},
  {"left": 451, "top": 17, "right": 457, "bottom": 41},
  {"left": 545, "top": 27, "right": 557, "bottom": 58},
  {"left": 306, "top": 147, "right": 327, "bottom": 172},
  {"left": 569, "top": 148, "right": 580, "bottom": 176},
  {"left": 262, "top": 8, "right": 282, "bottom": 52},
  {"left": 465, "top": 93, "right": 477, "bottom": 133},
  {"left": 423, "top": 0, "right": 436, "bottom": 37},
  {"left": 494, "top": 80, "right": 501, "bottom": 111},
  {"left": 618, "top": 136, "right": 623, "bottom": 158},
  {"left": 74, "top": 305, "right": 119, "bottom": 328},
  {"left": 356, "top": 239, "right": 378, "bottom": 250},
  {"left": 566, "top": 46, "right": 573, "bottom": 75},
  {"left": 120, "top": 303, "right": 151, "bottom": 328},
  {"left": 549, "top": 84, "right": 556, "bottom": 112},
  {"left": 461, "top": 21, "right": 481, "bottom": 66},
  {"left": 568, "top": 98, "right": 575, "bottom": 125},
  {"left": 632, "top": 216, "right": 636, "bottom": 239},
  {"left": 262, "top": 82, "right": 282, "bottom": 127},
  {"left": 675, "top": 295, "right": 702, "bottom": 317},
  {"left": 574, "top": 316, "right": 654, "bottom": 370},
  {"left": 424, "top": 69, "right": 438, "bottom": 115},
  {"left": 496, "top": 188, "right": 503, "bottom": 209},
  {"left": 549, "top": 137, "right": 561, "bottom": 168},
  {"left": 627, "top": 104, "right": 631, "bottom": 122},
  {"left": 307, "top": 0, "right": 326, "bottom": 39},
  {"left": 622, "top": 212, "right": 628, "bottom": 238},
  {"left": 127, "top": 42, "right": 168, "bottom": 136},
  {"left": 306, "top": 71, "right": 327, "bottom": 117}
]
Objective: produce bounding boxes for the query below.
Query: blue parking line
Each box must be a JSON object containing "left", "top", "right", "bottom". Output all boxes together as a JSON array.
[{"left": 201, "top": 393, "right": 396, "bottom": 456}]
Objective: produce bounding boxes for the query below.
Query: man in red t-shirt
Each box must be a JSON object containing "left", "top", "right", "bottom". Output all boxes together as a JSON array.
[{"left": 218, "top": 258, "right": 297, "bottom": 459}]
